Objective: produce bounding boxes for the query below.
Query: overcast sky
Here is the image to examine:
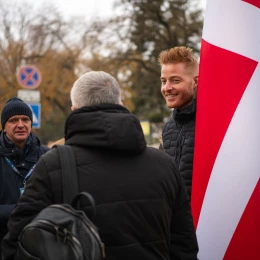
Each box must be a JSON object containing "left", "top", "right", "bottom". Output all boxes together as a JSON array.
[{"left": 7, "top": 0, "right": 207, "bottom": 20}]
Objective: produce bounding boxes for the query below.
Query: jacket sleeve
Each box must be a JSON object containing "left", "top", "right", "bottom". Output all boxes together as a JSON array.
[
  {"left": 1, "top": 155, "right": 53, "bottom": 260},
  {"left": 0, "top": 205, "right": 15, "bottom": 221},
  {"left": 0, "top": 204, "right": 15, "bottom": 244},
  {"left": 169, "top": 171, "right": 199, "bottom": 260}
]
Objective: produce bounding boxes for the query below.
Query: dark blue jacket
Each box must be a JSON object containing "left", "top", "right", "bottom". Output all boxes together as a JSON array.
[{"left": 0, "top": 131, "right": 49, "bottom": 248}]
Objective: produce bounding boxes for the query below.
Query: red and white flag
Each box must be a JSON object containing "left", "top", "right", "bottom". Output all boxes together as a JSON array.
[{"left": 192, "top": 0, "right": 260, "bottom": 259}]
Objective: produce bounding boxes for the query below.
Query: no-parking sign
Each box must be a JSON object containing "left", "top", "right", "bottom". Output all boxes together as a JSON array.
[{"left": 16, "top": 65, "right": 42, "bottom": 89}]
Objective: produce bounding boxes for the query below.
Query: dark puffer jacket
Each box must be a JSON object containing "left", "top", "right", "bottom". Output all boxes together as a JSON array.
[
  {"left": 162, "top": 99, "right": 196, "bottom": 198},
  {"left": 0, "top": 131, "right": 49, "bottom": 255},
  {"left": 2, "top": 104, "right": 198, "bottom": 260}
]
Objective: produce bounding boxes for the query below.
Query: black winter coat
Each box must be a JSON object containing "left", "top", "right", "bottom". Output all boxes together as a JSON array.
[
  {"left": 0, "top": 131, "right": 49, "bottom": 253},
  {"left": 162, "top": 100, "right": 196, "bottom": 198},
  {"left": 2, "top": 104, "right": 198, "bottom": 260}
]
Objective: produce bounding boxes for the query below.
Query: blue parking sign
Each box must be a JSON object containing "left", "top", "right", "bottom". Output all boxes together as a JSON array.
[{"left": 27, "top": 103, "right": 41, "bottom": 128}]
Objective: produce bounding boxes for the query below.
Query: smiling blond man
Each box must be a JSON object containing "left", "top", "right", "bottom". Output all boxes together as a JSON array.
[{"left": 159, "top": 46, "right": 198, "bottom": 200}]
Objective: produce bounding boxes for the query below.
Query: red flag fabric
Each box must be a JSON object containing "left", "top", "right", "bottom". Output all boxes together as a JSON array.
[{"left": 192, "top": 0, "right": 260, "bottom": 259}]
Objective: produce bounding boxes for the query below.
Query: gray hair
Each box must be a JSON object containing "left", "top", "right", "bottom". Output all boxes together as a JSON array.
[{"left": 70, "top": 71, "right": 121, "bottom": 108}]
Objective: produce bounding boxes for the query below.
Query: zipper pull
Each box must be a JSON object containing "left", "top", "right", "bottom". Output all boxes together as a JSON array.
[
  {"left": 63, "top": 228, "right": 68, "bottom": 243},
  {"left": 101, "top": 242, "right": 106, "bottom": 258},
  {"left": 54, "top": 226, "right": 59, "bottom": 241}
]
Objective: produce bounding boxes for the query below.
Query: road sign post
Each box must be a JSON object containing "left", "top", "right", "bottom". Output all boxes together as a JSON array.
[{"left": 16, "top": 65, "right": 42, "bottom": 129}]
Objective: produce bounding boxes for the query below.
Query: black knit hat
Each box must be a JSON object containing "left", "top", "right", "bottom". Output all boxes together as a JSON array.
[{"left": 1, "top": 97, "right": 33, "bottom": 129}]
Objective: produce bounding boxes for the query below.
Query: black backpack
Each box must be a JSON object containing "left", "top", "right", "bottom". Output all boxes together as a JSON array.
[{"left": 15, "top": 145, "right": 105, "bottom": 260}]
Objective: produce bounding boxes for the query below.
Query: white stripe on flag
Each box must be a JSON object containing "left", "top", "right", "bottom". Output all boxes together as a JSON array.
[{"left": 203, "top": 0, "right": 260, "bottom": 61}]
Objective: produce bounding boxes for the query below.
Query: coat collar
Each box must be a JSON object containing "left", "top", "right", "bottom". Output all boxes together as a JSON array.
[
  {"left": 173, "top": 99, "right": 196, "bottom": 122},
  {"left": 64, "top": 104, "right": 147, "bottom": 155}
]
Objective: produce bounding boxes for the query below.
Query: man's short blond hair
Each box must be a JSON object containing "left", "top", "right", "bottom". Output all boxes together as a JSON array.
[{"left": 158, "top": 46, "right": 198, "bottom": 72}]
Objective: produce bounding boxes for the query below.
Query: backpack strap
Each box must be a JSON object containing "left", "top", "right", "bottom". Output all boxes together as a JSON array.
[
  {"left": 71, "top": 192, "right": 96, "bottom": 220},
  {"left": 55, "top": 145, "right": 79, "bottom": 205}
]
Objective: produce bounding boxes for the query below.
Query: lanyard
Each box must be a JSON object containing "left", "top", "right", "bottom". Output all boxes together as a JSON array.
[{"left": 4, "top": 157, "right": 36, "bottom": 184}]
